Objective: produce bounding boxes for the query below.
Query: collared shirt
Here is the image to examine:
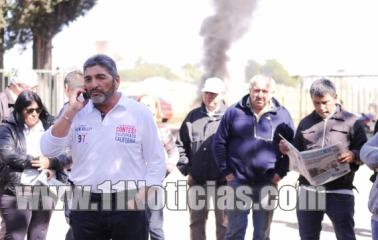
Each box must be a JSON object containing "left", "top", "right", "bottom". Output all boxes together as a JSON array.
[{"left": 41, "top": 93, "right": 166, "bottom": 193}]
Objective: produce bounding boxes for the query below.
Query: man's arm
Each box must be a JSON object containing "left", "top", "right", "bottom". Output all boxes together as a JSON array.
[
  {"left": 360, "top": 133, "right": 378, "bottom": 169},
  {"left": 212, "top": 109, "right": 233, "bottom": 179},
  {"left": 51, "top": 88, "right": 87, "bottom": 138},
  {"left": 176, "top": 115, "right": 192, "bottom": 176},
  {"left": 274, "top": 110, "right": 295, "bottom": 179},
  {"left": 127, "top": 113, "right": 166, "bottom": 210},
  {"left": 142, "top": 111, "right": 166, "bottom": 187},
  {"left": 41, "top": 88, "right": 86, "bottom": 157},
  {"left": 347, "top": 119, "right": 368, "bottom": 165}
]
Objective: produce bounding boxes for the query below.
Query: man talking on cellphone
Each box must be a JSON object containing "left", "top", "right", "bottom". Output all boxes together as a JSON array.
[{"left": 41, "top": 54, "right": 166, "bottom": 240}]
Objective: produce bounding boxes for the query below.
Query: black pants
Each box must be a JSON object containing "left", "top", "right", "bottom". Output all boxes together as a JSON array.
[
  {"left": 0, "top": 193, "right": 52, "bottom": 240},
  {"left": 69, "top": 192, "right": 148, "bottom": 240}
]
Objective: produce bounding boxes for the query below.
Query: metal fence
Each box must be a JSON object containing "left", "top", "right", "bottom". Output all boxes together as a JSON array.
[
  {"left": 1, "top": 71, "right": 378, "bottom": 122},
  {"left": 0, "top": 69, "right": 66, "bottom": 116},
  {"left": 275, "top": 75, "right": 378, "bottom": 124}
]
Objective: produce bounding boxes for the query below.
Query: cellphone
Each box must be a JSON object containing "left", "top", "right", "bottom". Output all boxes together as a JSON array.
[
  {"left": 82, "top": 91, "right": 89, "bottom": 100},
  {"left": 77, "top": 91, "right": 90, "bottom": 102}
]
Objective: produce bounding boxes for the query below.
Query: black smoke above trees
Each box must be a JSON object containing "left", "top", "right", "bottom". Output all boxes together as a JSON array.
[{"left": 200, "top": 0, "right": 258, "bottom": 80}]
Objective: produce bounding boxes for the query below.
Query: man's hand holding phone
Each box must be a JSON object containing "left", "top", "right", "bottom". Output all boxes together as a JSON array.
[
  {"left": 77, "top": 91, "right": 90, "bottom": 102},
  {"left": 52, "top": 88, "right": 90, "bottom": 137},
  {"left": 70, "top": 88, "right": 89, "bottom": 111}
]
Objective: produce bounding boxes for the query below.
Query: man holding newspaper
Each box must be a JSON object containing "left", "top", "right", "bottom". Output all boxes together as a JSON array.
[{"left": 280, "top": 78, "right": 367, "bottom": 240}]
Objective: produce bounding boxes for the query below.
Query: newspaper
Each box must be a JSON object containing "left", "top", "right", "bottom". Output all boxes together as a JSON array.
[{"left": 280, "top": 135, "right": 351, "bottom": 186}]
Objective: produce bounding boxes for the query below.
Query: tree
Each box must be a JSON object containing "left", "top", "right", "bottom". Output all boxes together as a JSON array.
[
  {"left": 7, "top": 0, "right": 97, "bottom": 69},
  {"left": 245, "top": 59, "right": 261, "bottom": 82},
  {"left": 119, "top": 59, "right": 179, "bottom": 82},
  {"left": 181, "top": 63, "right": 203, "bottom": 83},
  {"left": 261, "top": 59, "right": 297, "bottom": 86},
  {"left": 244, "top": 58, "right": 297, "bottom": 86},
  {"left": 0, "top": 1, "right": 12, "bottom": 69}
]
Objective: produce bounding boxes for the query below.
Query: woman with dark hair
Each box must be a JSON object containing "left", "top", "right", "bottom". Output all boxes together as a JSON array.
[{"left": 0, "top": 90, "right": 66, "bottom": 240}]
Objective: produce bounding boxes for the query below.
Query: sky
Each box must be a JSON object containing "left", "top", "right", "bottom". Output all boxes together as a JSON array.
[{"left": 4, "top": 0, "right": 378, "bottom": 76}]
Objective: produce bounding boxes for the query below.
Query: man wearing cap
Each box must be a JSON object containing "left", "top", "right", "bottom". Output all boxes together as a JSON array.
[
  {"left": 176, "top": 77, "right": 228, "bottom": 240},
  {"left": 213, "top": 74, "right": 294, "bottom": 240},
  {"left": 0, "top": 70, "right": 38, "bottom": 122}
]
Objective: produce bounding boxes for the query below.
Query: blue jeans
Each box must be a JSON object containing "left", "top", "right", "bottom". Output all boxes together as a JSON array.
[
  {"left": 297, "top": 192, "right": 355, "bottom": 240},
  {"left": 371, "top": 218, "right": 378, "bottom": 240},
  {"left": 225, "top": 181, "right": 274, "bottom": 240}
]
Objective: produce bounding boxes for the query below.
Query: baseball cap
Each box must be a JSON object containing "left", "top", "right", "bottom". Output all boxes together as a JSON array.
[
  {"left": 9, "top": 69, "right": 39, "bottom": 88},
  {"left": 201, "top": 77, "right": 225, "bottom": 94}
]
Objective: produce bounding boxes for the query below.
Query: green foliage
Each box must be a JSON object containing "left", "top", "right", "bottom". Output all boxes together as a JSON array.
[
  {"left": 245, "top": 59, "right": 261, "bottom": 82},
  {"left": 0, "top": 1, "right": 6, "bottom": 30},
  {"left": 4, "top": 0, "right": 96, "bottom": 49},
  {"left": 119, "top": 59, "right": 179, "bottom": 82},
  {"left": 245, "top": 58, "right": 298, "bottom": 86},
  {"left": 181, "top": 63, "right": 203, "bottom": 83}
]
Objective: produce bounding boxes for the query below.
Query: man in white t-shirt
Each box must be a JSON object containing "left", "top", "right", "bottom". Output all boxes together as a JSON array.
[{"left": 41, "top": 54, "right": 166, "bottom": 240}]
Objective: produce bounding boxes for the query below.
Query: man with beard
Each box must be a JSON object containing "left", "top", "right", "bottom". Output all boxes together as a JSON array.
[{"left": 41, "top": 54, "right": 166, "bottom": 240}]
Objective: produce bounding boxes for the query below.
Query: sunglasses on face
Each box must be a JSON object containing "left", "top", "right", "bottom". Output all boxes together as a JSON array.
[{"left": 25, "top": 108, "right": 42, "bottom": 114}]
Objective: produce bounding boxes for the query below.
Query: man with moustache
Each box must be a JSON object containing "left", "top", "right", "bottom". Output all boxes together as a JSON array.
[
  {"left": 41, "top": 54, "right": 166, "bottom": 240},
  {"left": 213, "top": 74, "right": 294, "bottom": 240},
  {"left": 279, "top": 78, "right": 367, "bottom": 240}
]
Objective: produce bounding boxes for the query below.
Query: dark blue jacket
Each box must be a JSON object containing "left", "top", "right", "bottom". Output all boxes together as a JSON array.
[{"left": 213, "top": 94, "right": 294, "bottom": 185}]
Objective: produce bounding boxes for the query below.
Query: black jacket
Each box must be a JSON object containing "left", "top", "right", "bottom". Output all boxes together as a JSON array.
[
  {"left": 294, "top": 105, "right": 367, "bottom": 190},
  {"left": 176, "top": 102, "right": 227, "bottom": 184},
  {"left": 0, "top": 113, "right": 70, "bottom": 195}
]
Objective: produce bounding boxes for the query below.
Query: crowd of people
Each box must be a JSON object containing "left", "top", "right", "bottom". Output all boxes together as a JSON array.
[{"left": 0, "top": 54, "right": 377, "bottom": 240}]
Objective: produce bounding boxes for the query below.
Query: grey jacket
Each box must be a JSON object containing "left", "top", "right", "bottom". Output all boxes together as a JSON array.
[
  {"left": 360, "top": 134, "right": 378, "bottom": 219},
  {"left": 176, "top": 102, "right": 227, "bottom": 184},
  {"left": 294, "top": 105, "right": 367, "bottom": 190}
]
